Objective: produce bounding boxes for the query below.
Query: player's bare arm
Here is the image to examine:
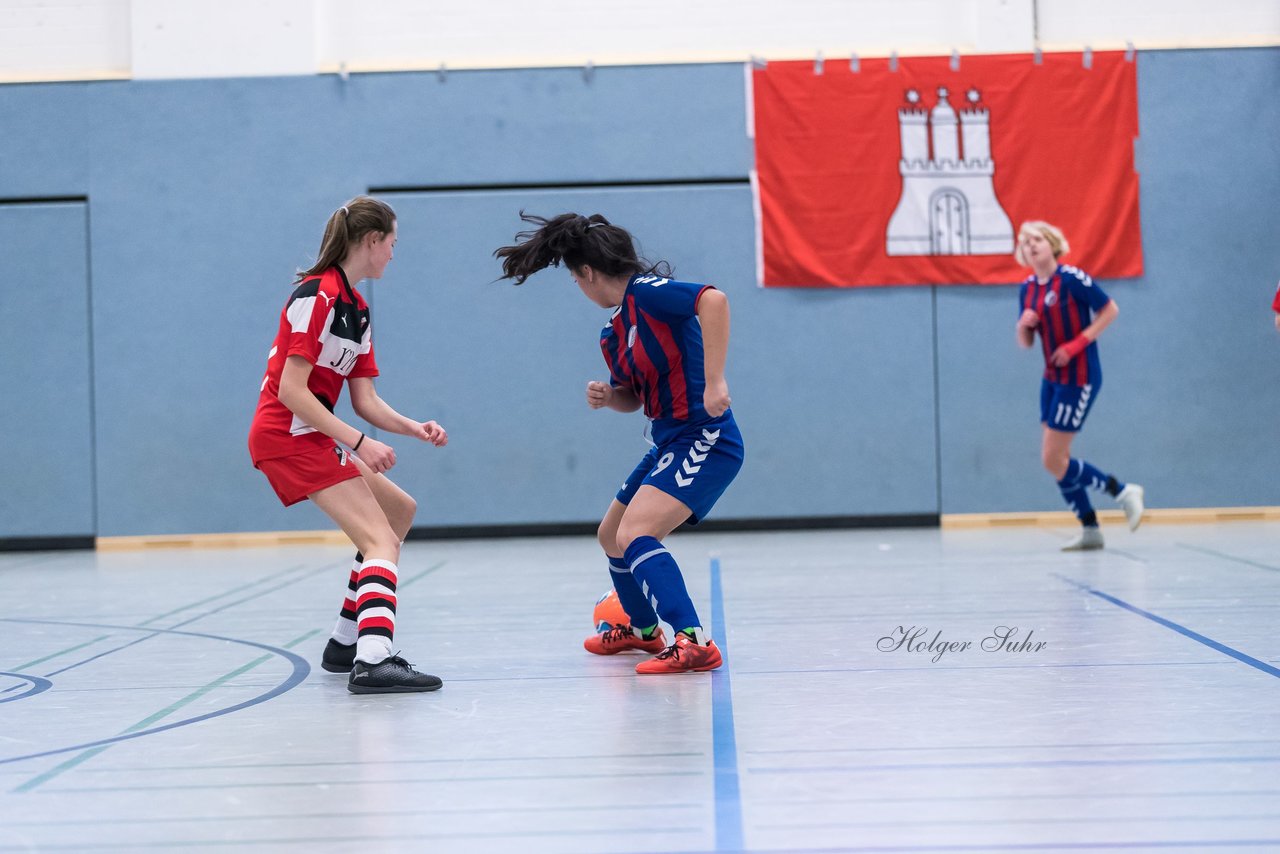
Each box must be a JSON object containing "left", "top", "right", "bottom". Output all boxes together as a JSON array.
[
  {"left": 697, "top": 289, "right": 731, "bottom": 417},
  {"left": 278, "top": 356, "right": 396, "bottom": 472},
  {"left": 349, "top": 377, "right": 448, "bottom": 447}
]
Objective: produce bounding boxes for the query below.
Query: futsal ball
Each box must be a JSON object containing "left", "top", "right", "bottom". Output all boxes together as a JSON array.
[{"left": 593, "top": 589, "right": 630, "bottom": 633}]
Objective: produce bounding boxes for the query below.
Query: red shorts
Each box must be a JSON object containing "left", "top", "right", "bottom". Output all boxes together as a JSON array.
[{"left": 255, "top": 444, "right": 362, "bottom": 507}]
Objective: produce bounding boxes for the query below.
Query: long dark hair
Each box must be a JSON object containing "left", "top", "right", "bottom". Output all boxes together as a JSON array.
[
  {"left": 493, "top": 211, "right": 672, "bottom": 285},
  {"left": 296, "top": 195, "right": 396, "bottom": 282}
]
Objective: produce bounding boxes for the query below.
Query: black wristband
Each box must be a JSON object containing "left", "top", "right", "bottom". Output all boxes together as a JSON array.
[{"left": 352, "top": 433, "right": 365, "bottom": 452}]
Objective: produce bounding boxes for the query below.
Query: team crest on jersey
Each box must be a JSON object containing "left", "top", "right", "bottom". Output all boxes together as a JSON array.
[
  {"left": 1044, "top": 290, "right": 1058, "bottom": 307},
  {"left": 627, "top": 326, "right": 637, "bottom": 349}
]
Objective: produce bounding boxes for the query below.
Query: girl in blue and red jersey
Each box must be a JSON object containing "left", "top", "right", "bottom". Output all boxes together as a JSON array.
[
  {"left": 494, "top": 212, "right": 744, "bottom": 674},
  {"left": 1015, "top": 220, "right": 1144, "bottom": 550},
  {"left": 249, "top": 196, "right": 447, "bottom": 693}
]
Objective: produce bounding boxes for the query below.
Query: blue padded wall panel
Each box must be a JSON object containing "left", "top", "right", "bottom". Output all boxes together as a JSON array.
[
  {"left": 0, "top": 203, "right": 94, "bottom": 537},
  {"left": 76, "top": 64, "right": 752, "bottom": 535},
  {"left": 0, "top": 50, "right": 1275, "bottom": 535},
  {"left": 937, "top": 48, "right": 1280, "bottom": 513},
  {"left": 0, "top": 84, "right": 92, "bottom": 198},
  {"left": 374, "top": 185, "right": 939, "bottom": 526}
]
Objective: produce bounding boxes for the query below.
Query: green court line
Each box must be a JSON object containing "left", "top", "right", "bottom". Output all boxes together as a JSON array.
[
  {"left": 14, "top": 629, "right": 321, "bottom": 794},
  {"left": 48, "top": 768, "right": 697, "bottom": 793},
  {"left": 12, "top": 558, "right": 430, "bottom": 675},
  {"left": 0, "top": 825, "right": 704, "bottom": 848},
  {"left": 138, "top": 563, "right": 312, "bottom": 626},
  {"left": 72, "top": 749, "right": 701, "bottom": 773},
  {"left": 13, "top": 557, "right": 442, "bottom": 790},
  {"left": 2, "top": 802, "right": 701, "bottom": 827},
  {"left": 11, "top": 636, "right": 113, "bottom": 671},
  {"left": 399, "top": 560, "right": 447, "bottom": 589},
  {"left": 5, "top": 563, "right": 316, "bottom": 675}
]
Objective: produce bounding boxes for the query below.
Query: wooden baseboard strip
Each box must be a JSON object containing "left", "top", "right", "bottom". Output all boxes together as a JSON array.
[
  {"left": 941, "top": 507, "right": 1280, "bottom": 529},
  {"left": 96, "top": 530, "right": 351, "bottom": 551},
  {"left": 88, "top": 507, "right": 1280, "bottom": 549}
]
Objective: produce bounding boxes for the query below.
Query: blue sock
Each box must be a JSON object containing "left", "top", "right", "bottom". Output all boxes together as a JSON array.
[
  {"left": 624, "top": 536, "right": 701, "bottom": 635},
  {"left": 1076, "top": 459, "right": 1123, "bottom": 497},
  {"left": 608, "top": 556, "right": 659, "bottom": 630},
  {"left": 1058, "top": 460, "right": 1098, "bottom": 527}
]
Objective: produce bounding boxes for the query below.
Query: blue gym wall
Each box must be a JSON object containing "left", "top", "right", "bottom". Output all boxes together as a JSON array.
[{"left": 0, "top": 48, "right": 1276, "bottom": 539}]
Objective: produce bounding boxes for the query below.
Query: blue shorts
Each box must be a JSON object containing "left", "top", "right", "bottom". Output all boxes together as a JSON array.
[
  {"left": 615, "top": 413, "right": 744, "bottom": 525},
  {"left": 1040, "top": 378, "right": 1100, "bottom": 433}
]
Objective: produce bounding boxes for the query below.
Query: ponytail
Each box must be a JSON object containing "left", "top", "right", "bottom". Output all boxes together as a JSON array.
[
  {"left": 296, "top": 195, "right": 396, "bottom": 282},
  {"left": 493, "top": 211, "right": 671, "bottom": 285}
]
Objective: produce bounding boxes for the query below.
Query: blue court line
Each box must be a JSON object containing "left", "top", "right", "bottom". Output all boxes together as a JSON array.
[
  {"left": 0, "top": 826, "right": 706, "bottom": 850},
  {"left": 1, "top": 802, "right": 703, "bottom": 826},
  {"left": 753, "top": 812, "right": 1280, "bottom": 831},
  {"left": 48, "top": 770, "right": 698, "bottom": 793},
  {"left": 72, "top": 750, "right": 703, "bottom": 773},
  {"left": 8, "top": 635, "right": 113, "bottom": 673},
  {"left": 0, "top": 562, "right": 322, "bottom": 695},
  {"left": 134, "top": 562, "right": 316, "bottom": 627},
  {"left": 1054, "top": 573, "right": 1280, "bottom": 680},
  {"left": 36, "top": 563, "right": 327, "bottom": 679},
  {"left": 1177, "top": 543, "right": 1280, "bottom": 574},
  {"left": 0, "top": 618, "right": 310, "bottom": 769},
  {"left": 748, "top": 736, "right": 1280, "bottom": 755},
  {"left": 748, "top": 754, "right": 1280, "bottom": 775},
  {"left": 7, "top": 558, "right": 436, "bottom": 691},
  {"left": 670, "top": 841, "right": 1280, "bottom": 853},
  {"left": 0, "top": 671, "right": 52, "bottom": 703},
  {"left": 709, "top": 555, "right": 744, "bottom": 853},
  {"left": 714, "top": 786, "right": 1280, "bottom": 806}
]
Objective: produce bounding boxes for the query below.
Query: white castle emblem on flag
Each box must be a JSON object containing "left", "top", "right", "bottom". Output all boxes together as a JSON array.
[{"left": 885, "top": 86, "right": 1013, "bottom": 256}]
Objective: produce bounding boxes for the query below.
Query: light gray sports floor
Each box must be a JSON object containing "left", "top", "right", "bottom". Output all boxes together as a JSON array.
[{"left": 1, "top": 522, "right": 1278, "bottom": 853}]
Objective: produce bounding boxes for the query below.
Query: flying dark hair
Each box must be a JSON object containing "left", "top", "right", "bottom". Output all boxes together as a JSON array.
[
  {"left": 493, "top": 211, "right": 672, "bottom": 285},
  {"left": 296, "top": 195, "right": 396, "bottom": 282}
]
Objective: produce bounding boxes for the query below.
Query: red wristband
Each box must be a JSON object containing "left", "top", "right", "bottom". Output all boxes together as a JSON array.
[{"left": 1062, "top": 336, "right": 1090, "bottom": 359}]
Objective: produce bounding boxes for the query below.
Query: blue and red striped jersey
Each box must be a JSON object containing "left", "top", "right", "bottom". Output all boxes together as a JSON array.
[
  {"left": 601, "top": 274, "right": 717, "bottom": 432},
  {"left": 1018, "top": 264, "right": 1112, "bottom": 386}
]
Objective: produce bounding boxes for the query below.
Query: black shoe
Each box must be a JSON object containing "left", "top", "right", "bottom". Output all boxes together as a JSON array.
[
  {"left": 321, "top": 639, "right": 356, "bottom": 673},
  {"left": 348, "top": 654, "right": 443, "bottom": 694}
]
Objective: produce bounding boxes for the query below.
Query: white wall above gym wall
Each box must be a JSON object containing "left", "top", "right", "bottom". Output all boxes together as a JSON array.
[
  {"left": 1037, "top": 0, "right": 1280, "bottom": 49},
  {"left": 0, "top": 0, "right": 130, "bottom": 81},
  {"left": 316, "top": 0, "right": 1034, "bottom": 71},
  {"left": 0, "top": 0, "right": 1278, "bottom": 82},
  {"left": 130, "top": 0, "right": 314, "bottom": 79}
]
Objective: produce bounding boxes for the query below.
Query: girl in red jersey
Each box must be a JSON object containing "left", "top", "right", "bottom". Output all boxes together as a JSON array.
[
  {"left": 1015, "top": 220, "right": 1144, "bottom": 550},
  {"left": 248, "top": 196, "right": 447, "bottom": 694}
]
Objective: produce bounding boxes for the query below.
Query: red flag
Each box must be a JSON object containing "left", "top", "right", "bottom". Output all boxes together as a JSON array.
[{"left": 751, "top": 51, "right": 1142, "bottom": 287}]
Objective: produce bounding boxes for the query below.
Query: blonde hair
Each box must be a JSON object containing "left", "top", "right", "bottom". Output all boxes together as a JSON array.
[{"left": 1015, "top": 221, "right": 1070, "bottom": 266}]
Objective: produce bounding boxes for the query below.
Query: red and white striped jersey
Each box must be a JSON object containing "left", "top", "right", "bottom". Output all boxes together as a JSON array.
[{"left": 248, "top": 266, "right": 378, "bottom": 463}]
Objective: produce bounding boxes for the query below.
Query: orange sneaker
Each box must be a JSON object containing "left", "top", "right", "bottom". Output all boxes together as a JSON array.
[
  {"left": 584, "top": 625, "right": 667, "bottom": 656},
  {"left": 635, "top": 634, "right": 723, "bottom": 674}
]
